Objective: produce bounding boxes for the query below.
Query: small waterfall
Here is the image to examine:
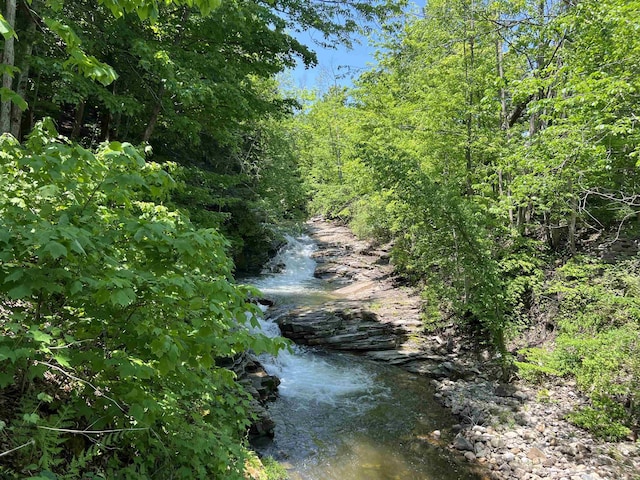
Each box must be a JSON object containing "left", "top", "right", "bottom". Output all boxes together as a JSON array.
[
  {"left": 252, "top": 235, "right": 322, "bottom": 297},
  {"left": 252, "top": 235, "right": 383, "bottom": 409}
]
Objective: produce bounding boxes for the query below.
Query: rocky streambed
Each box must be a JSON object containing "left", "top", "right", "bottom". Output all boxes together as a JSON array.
[{"left": 256, "top": 217, "right": 640, "bottom": 480}]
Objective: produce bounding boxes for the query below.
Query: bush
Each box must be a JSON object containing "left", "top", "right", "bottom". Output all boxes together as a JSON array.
[
  {"left": 518, "top": 257, "right": 640, "bottom": 440},
  {"left": 0, "top": 121, "right": 285, "bottom": 478}
]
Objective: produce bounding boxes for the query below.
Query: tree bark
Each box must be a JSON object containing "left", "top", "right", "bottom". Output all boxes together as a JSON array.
[
  {"left": 9, "top": 0, "right": 37, "bottom": 139},
  {"left": 142, "top": 83, "right": 164, "bottom": 143},
  {"left": 1, "top": 0, "right": 17, "bottom": 134},
  {"left": 463, "top": 1, "right": 475, "bottom": 196},
  {"left": 70, "top": 100, "right": 86, "bottom": 139},
  {"left": 101, "top": 110, "right": 111, "bottom": 141},
  {"left": 142, "top": 7, "right": 190, "bottom": 143},
  {"left": 568, "top": 178, "right": 577, "bottom": 254}
]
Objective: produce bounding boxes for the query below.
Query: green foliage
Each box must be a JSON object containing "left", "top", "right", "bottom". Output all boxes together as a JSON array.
[
  {"left": 515, "top": 348, "right": 562, "bottom": 383},
  {"left": 517, "top": 258, "right": 640, "bottom": 439},
  {"left": 261, "top": 457, "right": 290, "bottom": 480},
  {"left": 419, "top": 286, "right": 447, "bottom": 333},
  {"left": 568, "top": 401, "right": 632, "bottom": 442},
  {"left": 0, "top": 122, "right": 286, "bottom": 478}
]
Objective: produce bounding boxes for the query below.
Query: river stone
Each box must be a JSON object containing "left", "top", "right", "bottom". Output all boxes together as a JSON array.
[
  {"left": 527, "top": 447, "right": 547, "bottom": 462},
  {"left": 503, "top": 452, "right": 516, "bottom": 462},
  {"left": 453, "top": 434, "right": 475, "bottom": 452},
  {"left": 491, "top": 436, "right": 505, "bottom": 448}
]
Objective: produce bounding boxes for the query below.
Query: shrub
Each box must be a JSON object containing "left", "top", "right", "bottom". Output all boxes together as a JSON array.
[
  {"left": 0, "top": 121, "right": 285, "bottom": 478},
  {"left": 518, "top": 257, "right": 640, "bottom": 440}
]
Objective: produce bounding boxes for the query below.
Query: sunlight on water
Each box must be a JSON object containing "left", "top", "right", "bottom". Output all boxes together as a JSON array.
[{"left": 251, "top": 235, "right": 326, "bottom": 297}]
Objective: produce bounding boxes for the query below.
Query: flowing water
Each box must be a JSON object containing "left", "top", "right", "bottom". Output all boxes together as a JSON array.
[{"left": 250, "top": 235, "right": 481, "bottom": 480}]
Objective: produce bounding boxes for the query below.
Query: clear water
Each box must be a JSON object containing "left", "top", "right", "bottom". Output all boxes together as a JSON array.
[{"left": 249, "top": 235, "right": 481, "bottom": 480}]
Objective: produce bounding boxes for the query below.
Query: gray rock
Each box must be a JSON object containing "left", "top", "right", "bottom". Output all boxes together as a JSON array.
[
  {"left": 503, "top": 452, "right": 516, "bottom": 462},
  {"left": 491, "top": 436, "right": 505, "bottom": 448},
  {"left": 453, "top": 434, "right": 475, "bottom": 452}
]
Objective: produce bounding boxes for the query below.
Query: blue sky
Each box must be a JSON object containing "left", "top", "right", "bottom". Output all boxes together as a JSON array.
[{"left": 285, "top": 1, "right": 425, "bottom": 90}]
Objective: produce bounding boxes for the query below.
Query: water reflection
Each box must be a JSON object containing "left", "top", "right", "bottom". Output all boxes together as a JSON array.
[{"left": 259, "top": 357, "right": 480, "bottom": 480}]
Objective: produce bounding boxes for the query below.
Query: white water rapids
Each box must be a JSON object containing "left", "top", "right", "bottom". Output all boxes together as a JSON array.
[
  {"left": 251, "top": 235, "right": 386, "bottom": 409},
  {"left": 248, "top": 235, "right": 480, "bottom": 480}
]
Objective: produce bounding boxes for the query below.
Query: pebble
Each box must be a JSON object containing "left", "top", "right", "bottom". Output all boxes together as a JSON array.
[{"left": 431, "top": 375, "right": 640, "bottom": 479}]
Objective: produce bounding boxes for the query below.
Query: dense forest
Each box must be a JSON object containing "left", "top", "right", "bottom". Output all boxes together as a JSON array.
[
  {"left": 0, "top": 0, "right": 639, "bottom": 478},
  {"left": 296, "top": 0, "right": 640, "bottom": 444}
]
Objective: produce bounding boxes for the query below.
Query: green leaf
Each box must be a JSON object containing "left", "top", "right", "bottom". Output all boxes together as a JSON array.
[
  {"left": 42, "top": 241, "right": 67, "bottom": 259},
  {"left": 22, "top": 413, "right": 39, "bottom": 424},
  {"left": 70, "top": 281, "right": 83, "bottom": 294},
  {"left": 4, "top": 269, "right": 24, "bottom": 283},
  {"left": 111, "top": 288, "right": 136, "bottom": 307},
  {"left": 157, "top": 356, "right": 173, "bottom": 375},
  {"left": 0, "top": 347, "right": 16, "bottom": 362},
  {"left": 129, "top": 403, "right": 145, "bottom": 422},
  {"left": 0, "top": 87, "right": 28, "bottom": 110},
  {"left": 0, "top": 373, "right": 12, "bottom": 388},
  {"left": 43, "top": 17, "right": 81, "bottom": 48},
  {"left": 0, "top": 14, "right": 16, "bottom": 40},
  {"left": 31, "top": 329, "right": 52, "bottom": 345},
  {"left": 37, "top": 184, "right": 59, "bottom": 198},
  {"left": 8, "top": 284, "right": 32, "bottom": 299},
  {"left": 53, "top": 354, "right": 71, "bottom": 368},
  {"left": 37, "top": 392, "right": 54, "bottom": 403}
]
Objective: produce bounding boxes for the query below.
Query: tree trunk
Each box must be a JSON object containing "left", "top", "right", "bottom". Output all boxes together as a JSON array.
[
  {"left": 101, "top": 110, "right": 111, "bottom": 141},
  {"left": 142, "top": 93, "right": 162, "bottom": 143},
  {"left": 463, "top": 12, "right": 475, "bottom": 196},
  {"left": 496, "top": 38, "right": 507, "bottom": 130},
  {"left": 568, "top": 178, "right": 577, "bottom": 254},
  {"left": 1, "top": 0, "right": 17, "bottom": 134},
  {"left": 496, "top": 33, "right": 516, "bottom": 228},
  {"left": 142, "top": 8, "right": 190, "bottom": 143},
  {"left": 9, "top": 1, "right": 38, "bottom": 139},
  {"left": 71, "top": 100, "right": 86, "bottom": 139}
]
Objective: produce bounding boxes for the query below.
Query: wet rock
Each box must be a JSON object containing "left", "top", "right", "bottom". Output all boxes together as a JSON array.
[
  {"left": 230, "top": 353, "right": 279, "bottom": 441},
  {"left": 275, "top": 302, "right": 406, "bottom": 352},
  {"left": 248, "top": 400, "right": 276, "bottom": 438}
]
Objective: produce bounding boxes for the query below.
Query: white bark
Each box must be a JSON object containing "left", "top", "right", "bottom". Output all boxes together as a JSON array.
[{"left": 1, "top": 0, "right": 17, "bottom": 134}]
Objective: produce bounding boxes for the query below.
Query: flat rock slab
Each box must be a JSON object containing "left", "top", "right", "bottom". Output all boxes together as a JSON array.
[{"left": 276, "top": 303, "right": 405, "bottom": 351}]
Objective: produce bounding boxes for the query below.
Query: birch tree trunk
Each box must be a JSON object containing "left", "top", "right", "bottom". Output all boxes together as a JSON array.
[
  {"left": 1, "top": 0, "right": 17, "bottom": 134},
  {"left": 10, "top": 5, "right": 37, "bottom": 139}
]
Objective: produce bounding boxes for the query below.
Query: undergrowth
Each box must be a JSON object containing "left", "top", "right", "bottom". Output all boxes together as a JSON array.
[{"left": 517, "top": 256, "right": 640, "bottom": 441}]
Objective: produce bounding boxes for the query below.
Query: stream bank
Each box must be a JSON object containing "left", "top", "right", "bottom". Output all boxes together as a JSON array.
[{"left": 265, "top": 217, "right": 639, "bottom": 480}]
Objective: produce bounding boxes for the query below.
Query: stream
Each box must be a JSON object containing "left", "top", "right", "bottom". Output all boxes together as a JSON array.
[{"left": 250, "top": 235, "right": 481, "bottom": 480}]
